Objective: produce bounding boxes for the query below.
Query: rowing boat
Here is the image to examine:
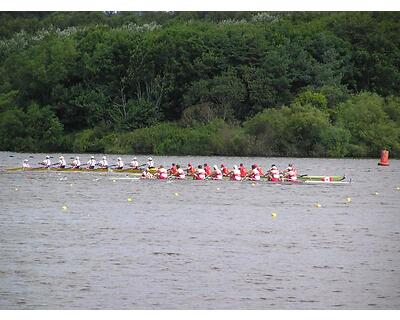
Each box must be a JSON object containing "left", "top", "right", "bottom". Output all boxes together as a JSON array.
[
  {"left": 2, "top": 167, "right": 158, "bottom": 174},
  {"left": 297, "top": 175, "right": 345, "bottom": 182}
]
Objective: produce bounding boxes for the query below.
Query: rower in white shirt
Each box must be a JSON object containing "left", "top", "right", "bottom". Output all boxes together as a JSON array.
[
  {"left": 99, "top": 156, "right": 108, "bottom": 168},
  {"left": 130, "top": 157, "right": 139, "bottom": 169},
  {"left": 58, "top": 156, "right": 66, "bottom": 168},
  {"left": 40, "top": 156, "right": 51, "bottom": 168},
  {"left": 22, "top": 159, "right": 30, "bottom": 169},
  {"left": 87, "top": 156, "right": 96, "bottom": 169},
  {"left": 71, "top": 156, "right": 81, "bottom": 168},
  {"left": 116, "top": 157, "right": 124, "bottom": 169},
  {"left": 147, "top": 157, "right": 154, "bottom": 169}
]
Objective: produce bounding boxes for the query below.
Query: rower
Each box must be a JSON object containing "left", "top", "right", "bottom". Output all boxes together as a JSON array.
[
  {"left": 284, "top": 166, "right": 297, "bottom": 181},
  {"left": 71, "top": 156, "right": 81, "bottom": 169},
  {"left": 186, "top": 162, "right": 195, "bottom": 175},
  {"left": 157, "top": 165, "right": 168, "bottom": 179},
  {"left": 212, "top": 165, "right": 223, "bottom": 180},
  {"left": 169, "top": 163, "right": 178, "bottom": 175},
  {"left": 239, "top": 163, "right": 247, "bottom": 178},
  {"left": 130, "top": 157, "right": 139, "bottom": 169},
  {"left": 267, "top": 164, "right": 281, "bottom": 182},
  {"left": 99, "top": 156, "right": 108, "bottom": 169},
  {"left": 147, "top": 157, "right": 155, "bottom": 169},
  {"left": 87, "top": 156, "right": 96, "bottom": 169},
  {"left": 58, "top": 156, "right": 66, "bottom": 169},
  {"left": 40, "top": 156, "right": 51, "bottom": 168},
  {"left": 141, "top": 168, "right": 154, "bottom": 179},
  {"left": 115, "top": 157, "right": 124, "bottom": 170},
  {"left": 204, "top": 163, "right": 212, "bottom": 176},
  {"left": 230, "top": 165, "right": 241, "bottom": 181},
  {"left": 175, "top": 164, "right": 186, "bottom": 179},
  {"left": 248, "top": 164, "right": 260, "bottom": 181},
  {"left": 194, "top": 165, "right": 206, "bottom": 180},
  {"left": 221, "top": 163, "right": 230, "bottom": 176},
  {"left": 22, "top": 159, "right": 30, "bottom": 169}
]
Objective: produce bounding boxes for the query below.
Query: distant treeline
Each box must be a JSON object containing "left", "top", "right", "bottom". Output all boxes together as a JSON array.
[{"left": 0, "top": 12, "right": 399, "bottom": 157}]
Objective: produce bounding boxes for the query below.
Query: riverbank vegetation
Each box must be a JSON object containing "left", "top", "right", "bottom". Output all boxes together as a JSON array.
[{"left": 0, "top": 12, "right": 399, "bottom": 157}]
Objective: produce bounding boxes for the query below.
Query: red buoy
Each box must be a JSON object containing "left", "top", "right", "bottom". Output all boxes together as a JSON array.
[{"left": 378, "top": 149, "right": 389, "bottom": 166}]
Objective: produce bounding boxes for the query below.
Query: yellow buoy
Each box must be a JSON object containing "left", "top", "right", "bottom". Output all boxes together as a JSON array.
[
  {"left": 112, "top": 179, "right": 116, "bottom": 182},
  {"left": 346, "top": 197, "right": 352, "bottom": 203},
  {"left": 373, "top": 192, "right": 379, "bottom": 196},
  {"left": 396, "top": 186, "right": 400, "bottom": 191},
  {"left": 216, "top": 187, "right": 220, "bottom": 191},
  {"left": 174, "top": 192, "right": 179, "bottom": 196},
  {"left": 70, "top": 183, "right": 73, "bottom": 187},
  {"left": 315, "top": 203, "right": 322, "bottom": 208},
  {"left": 62, "top": 205, "right": 68, "bottom": 211},
  {"left": 15, "top": 188, "right": 19, "bottom": 191},
  {"left": 271, "top": 212, "right": 277, "bottom": 218},
  {"left": 127, "top": 197, "right": 132, "bottom": 202},
  {"left": 251, "top": 183, "right": 256, "bottom": 186}
]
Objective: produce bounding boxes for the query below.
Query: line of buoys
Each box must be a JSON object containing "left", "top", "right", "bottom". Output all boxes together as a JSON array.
[{"left": 378, "top": 149, "right": 390, "bottom": 166}]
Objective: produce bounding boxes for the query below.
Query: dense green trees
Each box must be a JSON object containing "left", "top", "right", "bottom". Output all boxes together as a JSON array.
[{"left": 0, "top": 12, "right": 399, "bottom": 157}]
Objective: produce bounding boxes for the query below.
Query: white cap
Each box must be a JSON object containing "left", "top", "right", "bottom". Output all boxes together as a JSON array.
[
  {"left": 213, "top": 165, "right": 218, "bottom": 170},
  {"left": 272, "top": 165, "right": 277, "bottom": 169},
  {"left": 59, "top": 156, "right": 64, "bottom": 159},
  {"left": 287, "top": 166, "right": 292, "bottom": 170},
  {"left": 102, "top": 156, "right": 106, "bottom": 160},
  {"left": 148, "top": 157, "right": 152, "bottom": 160},
  {"left": 233, "top": 165, "right": 238, "bottom": 170},
  {"left": 76, "top": 156, "right": 79, "bottom": 160},
  {"left": 133, "top": 157, "right": 137, "bottom": 160},
  {"left": 24, "top": 159, "right": 28, "bottom": 162},
  {"left": 117, "top": 157, "right": 121, "bottom": 161},
  {"left": 91, "top": 156, "right": 94, "bottom": 159},
  {"left": 46, "top": 156, "right": 50, "bottom": 159}
]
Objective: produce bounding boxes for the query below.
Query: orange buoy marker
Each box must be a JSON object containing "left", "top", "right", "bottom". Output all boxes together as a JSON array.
[{"left": 378, "top": 149, "right": 389, "bottom": 166}]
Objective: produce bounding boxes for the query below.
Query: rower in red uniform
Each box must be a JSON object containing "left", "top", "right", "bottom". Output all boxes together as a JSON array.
[
  {"left": 239, "top": 163, "right": 247, "bottom": 178},
  {"left": 248, "top": 164, "right": 260, "bottom": 181},
  {"left": 267, "top": 164, "right": 281, "bottom": 182},
  {"left": 283, "top": 166, "right": 297, "bottom": 181},
  {"left": 204, "top": 163, "right": 212, "bottom": 176},
  {"left": 212, "top": 165, "right": 223, "bottom": 180},
  {"left": 230, "top": 165, "right": 241, "bottom": 181},
  {"left": 157, "top": 165, "right": 168, "bottom": 180},
  {"left": 194, "top": 165, "right": 206, "bottom": 180},
  {"left": 175, "top": 164, "right": 186, "bottom": 180},
  {"left": 187, "top": 163, "right": 196, "bottom": 176},
  {"left": 221, "top": 164, "right": 230, "bottom": 176},
  {"left": 169, "top": 163, "right": 178, "bottom": 175}
]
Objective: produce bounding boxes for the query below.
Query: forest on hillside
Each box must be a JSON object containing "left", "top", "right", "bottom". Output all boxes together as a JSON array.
[{"left": 0, "top": 11, "right": 399, "bottom": 157}]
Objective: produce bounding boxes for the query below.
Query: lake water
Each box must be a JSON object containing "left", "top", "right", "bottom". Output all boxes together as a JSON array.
[{"left": 0, "top": 152, "right": 399, "bottom": 309}]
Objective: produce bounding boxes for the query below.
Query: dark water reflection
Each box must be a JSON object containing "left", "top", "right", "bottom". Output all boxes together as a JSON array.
[{"left": 0, "top": 152, "right": 400, "bottom": 309}]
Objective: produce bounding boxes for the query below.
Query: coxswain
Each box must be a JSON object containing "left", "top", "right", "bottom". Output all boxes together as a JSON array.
[
  {"left": 147, "top": 157, "right": 155, "bottom": 169},
  {"left": 40, "top": 156, "right": 51, "bottom": 168},
  {"left": 194, "top": 164, "right": 206, "bottom": 180},
  {"left": 58, "top": 156, "right": 66, "bottom": 169},
  {"left": 169, "top": 163, "right": 178, "bottom": 175},
  {"left": 22, "top": 159, "right": 30, "bottom": 169},
  {"left": 115, "top": 157, "right": 124, "bottom": 170},
  {"left": 99, "top": 156, "right": 108, "bottom": 169},
  {"left": 239, "top": 163, "right": 247, "bottom": 178},
  {"left": 71, "top": 156, "right": 81, "bottom": 169},
  {"left": 267, "top": 164, "right": 281, "bottom": 182},
  {"left": 212, "top": 165, "right": 223, "bottom": 180},
  {"left": 141, "top": 168, "right": 154, "bottom": 179},
  {"left": 204, "top": 163, "right": 212, "bottom": 176},
  {"left": 230, "top": 165, "right": 241, "bottom": 181},
  {"left": 87, "top": 156, "right": 96, "bottom": 169},
  {"left": 157, "top": 165, "right": 168, "bottom": 180},
  {"left": 186, "top": 162, "right": 195, "bottom": 176},
  {"left": 175, "top": 164, "right": 186, "bottom": 179},
  {"left": 284, "top": 166, "right": 297, "bottom": 181},
  {"left": 221, "top": 163, "right": 230, "bottom": 176},
  {"left": 248, "top": 164, "right": 260, "bottom": 181},
  {"left": 130, "top": 157, "right": 139, "bottom": 169}
]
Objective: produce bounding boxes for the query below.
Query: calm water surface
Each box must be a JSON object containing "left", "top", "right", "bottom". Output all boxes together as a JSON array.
[{"left": 0, "top": 152, "right": 399, "bottom": 309}]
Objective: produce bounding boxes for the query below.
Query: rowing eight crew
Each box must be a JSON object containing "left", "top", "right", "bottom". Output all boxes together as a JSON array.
[
  {"left": 31, "top": 155, "right": 155, "bottom": 170},
  {"left": 144, "top": 163, "right": 298, "bottom": 182}
]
